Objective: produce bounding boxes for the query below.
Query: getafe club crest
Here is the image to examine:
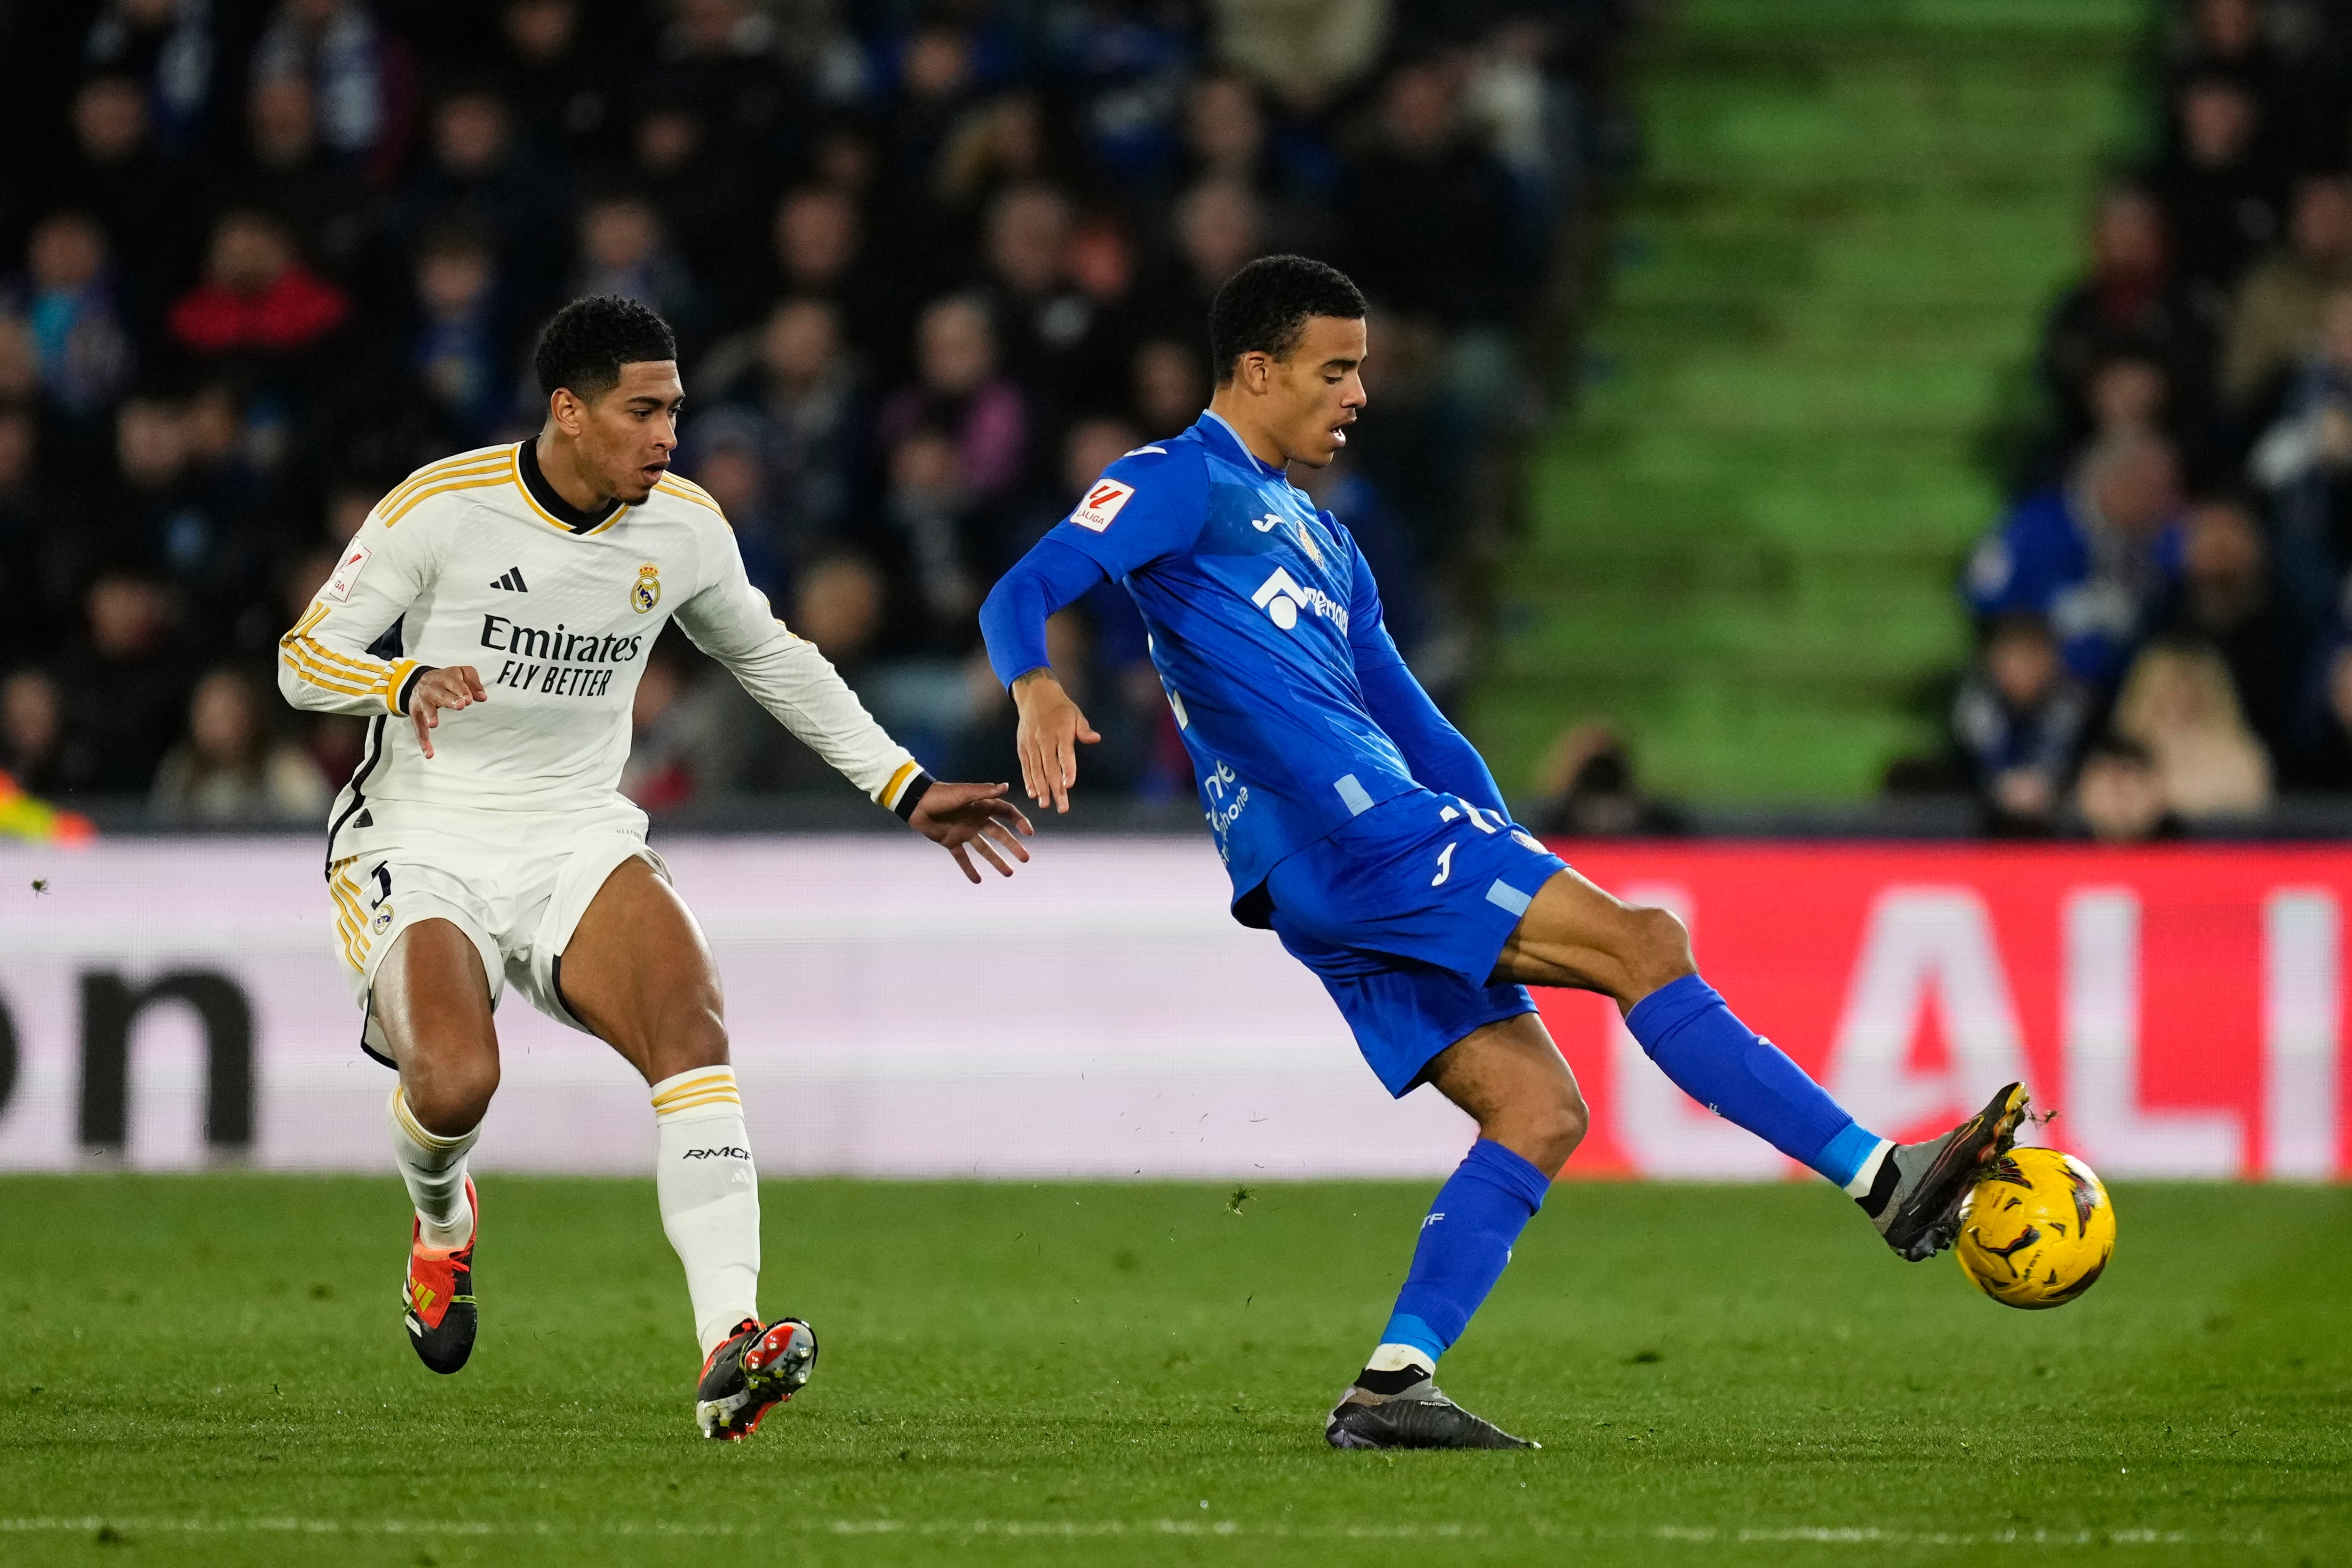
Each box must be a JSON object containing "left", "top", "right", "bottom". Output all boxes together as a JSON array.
[
  {"left": 632, "top": 562, "right": 661, "bottom": 613},
  {"left": 1295, "top": 520, "right": 1325, "bottom": 567}
]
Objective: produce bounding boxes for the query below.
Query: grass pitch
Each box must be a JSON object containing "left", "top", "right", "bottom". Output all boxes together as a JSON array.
[{"left": 1, "top": 1176, "right": 2346, "bottom": 1566}]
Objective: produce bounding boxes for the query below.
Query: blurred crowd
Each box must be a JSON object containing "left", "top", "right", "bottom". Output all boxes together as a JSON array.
[
  {"left": 1918, "top": 0, "right": 2352, "bottom": 837},
  {"left": 0, "top": 0, "right": 1625, "bottom": 822}
]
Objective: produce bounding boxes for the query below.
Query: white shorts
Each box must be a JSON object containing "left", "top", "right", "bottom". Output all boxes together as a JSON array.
[{"left": 328, "top": 825, "right": 667, "bottom": 1067}]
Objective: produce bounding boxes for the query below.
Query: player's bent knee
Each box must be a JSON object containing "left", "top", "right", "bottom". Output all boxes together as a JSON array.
[
  {"left": 405, "top": 1056, "right": 498, "bottom": 1137},
  {"left": 1620, "top": 904, "right": 1696, "bottom": 999}
]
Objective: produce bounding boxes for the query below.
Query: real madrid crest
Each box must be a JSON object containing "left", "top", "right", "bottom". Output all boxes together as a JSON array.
[
  {"left": 631, "top": 562, "right": 661, "bottom": 613},
  {"left": 371, "top": 903, "right": 395, "bottom": 935}
]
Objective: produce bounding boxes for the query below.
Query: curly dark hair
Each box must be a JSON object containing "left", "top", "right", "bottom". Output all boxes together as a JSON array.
[
  {"left": 532, "top": 294, "right": 677, "bottom": 402},
  {"left": 1207, "top": 255, "right": 1366, "bottom": 385}
]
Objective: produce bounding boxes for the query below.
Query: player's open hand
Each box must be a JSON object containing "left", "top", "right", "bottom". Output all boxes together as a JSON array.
[
  {"left": 1011, "top": 670, "right": 1100, "bottom": 813},
  {"left": 408, "top": 665, "right": 487, "bottom": 759},
  {"left": 909, "top": 781, "right": 1035, "bottom": 883}
]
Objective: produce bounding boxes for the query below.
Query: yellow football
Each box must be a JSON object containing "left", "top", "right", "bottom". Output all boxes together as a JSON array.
[{"left": 1953, "top": 1146, "right": 2116, "bottom": 1309}]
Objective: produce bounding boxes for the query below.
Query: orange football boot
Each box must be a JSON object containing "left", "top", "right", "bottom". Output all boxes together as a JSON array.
[
  {"left": 695, "top": 1317, "right": 817, "bottom": 1440},
  {"left": 402, "top": 1175, "right": 478, "bottom": 1374}
]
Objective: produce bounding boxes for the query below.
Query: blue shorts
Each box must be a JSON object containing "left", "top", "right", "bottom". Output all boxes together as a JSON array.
[{"left": 1263, "top": 788, "right": 1569, "bottom": 1097}]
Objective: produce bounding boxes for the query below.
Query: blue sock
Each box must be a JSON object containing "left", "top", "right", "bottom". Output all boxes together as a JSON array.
[
  {"left": 1625, "top": 973, "right": 1883, "bottom": 1186},
  {"left": 1377, "top": 1139, "right": 1552, "bottom": 1365}
]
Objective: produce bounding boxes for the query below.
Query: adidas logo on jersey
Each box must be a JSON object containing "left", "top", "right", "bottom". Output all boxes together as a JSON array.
[{"left": 490, "top": 567, "right": 529, "bottom": 592}]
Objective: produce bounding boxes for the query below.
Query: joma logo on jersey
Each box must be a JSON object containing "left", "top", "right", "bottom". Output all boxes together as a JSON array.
[{"left": 1251, "top": 566, "right": 1348, "bottom": 633}]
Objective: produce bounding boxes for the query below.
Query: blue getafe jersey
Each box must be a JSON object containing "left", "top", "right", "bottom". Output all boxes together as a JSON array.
[{"left": 1042, "top": 412, "right": 1420, "bottom": 901}]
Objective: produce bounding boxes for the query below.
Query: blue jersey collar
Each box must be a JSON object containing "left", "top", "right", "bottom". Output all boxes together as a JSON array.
[{"left": 1195, "top": 410, "right": 1287, "bottom": 479}]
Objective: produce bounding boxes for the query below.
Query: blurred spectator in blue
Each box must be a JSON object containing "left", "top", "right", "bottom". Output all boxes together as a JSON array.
[
  {"left": 36, "top": 75, "right": 201, "bottom": 324},
  {"left": 53, "top": 564, "right": 195, "bottom": 795},
  {"left": 150, "top": 665, "right": 330, "bottom": 822},
  {"left": 408, "top": 221, "right": 512, "bottom": 448},
  {"left": 10, "top": 213, "right": 136, "bottom": 425},
  {"left": 250, "top": 0, "right": 414, "bottom": 187},
  {"left": 79, "top": 393, "right": 262, "bottom": 653},
  {"left": 0, "top": 669, "right": 72, "bottom": 798},
  {"left": 572, "top": 192, "right": 704, "bottom": 354},
  {"left": 1045, "top": 0, "right": 1196, "bottom": 181},
  {"left": 2247, "top": 285, "right": 2352, "bottom": 613},
  {"left": 216, "top": 74, "right": 369, "bottom": 283},
  {"left": 696, "top": 297, "right": 866, "bottom": 563},
  {"left": 2149, "top": 493, "right": 2312, "bottom": 758},
  {"left": 84, "top": 0, "right": 220, "bottom": 156},
  {"left": 492, "top": 0, "right": 622, "bottom": 164},
  {"left": 1343, "top": 57, "right": 1519, "bottom": 328},
  {"left": 396, "top": 82, "right": 570, "bottom": 319},
  {"left": 678, "top": 408, "right": 790, "bottom": 605},
  {"left": 2221, "top": 173, "right": 2352, "bottom": 414},
  {"left": 183, "top": 380, "right": 280, "bottom": 563},
  {"left": 2151, "top": 73, "right": 2281, "bottom": 306},
  {"left": 878, "top": 294, "right": 1027, "bottom": 503},
  {"left": 2039, "top": 184, "right": 2210, "bottom": 427},
  {"left": 1964, "top": 432, "right": 2187, "bottom": 689},
  {"left": 1951, "top": 613, "right": 2091, "bottom": 833}
]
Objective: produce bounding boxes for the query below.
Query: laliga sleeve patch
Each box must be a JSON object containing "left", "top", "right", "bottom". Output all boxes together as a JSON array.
[
  {"left": 1069, "top": 478, "right": 1136, "bottom": 533},
  {"left": 324, "top": 543, "right": 373, "bottom": 602}
]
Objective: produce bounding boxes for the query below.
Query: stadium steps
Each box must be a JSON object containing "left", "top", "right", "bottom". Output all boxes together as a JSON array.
[{"left": 1471, "top": 0, "right": 2147, "bottom": 802}]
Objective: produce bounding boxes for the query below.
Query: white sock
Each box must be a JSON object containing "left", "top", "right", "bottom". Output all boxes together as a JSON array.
[
  {"left": 652, "top": 1066, "right": 762, "bottom": 1357},
  {"left": 1843, "top": 1138, "right": 1897, "bottom": 1198},
  {"left": 1366, "top": 1342, "right": 1433, "bottom": 1376},
  {"left": 388, "top": 1085, "right": 478, "bottom": 1249}
]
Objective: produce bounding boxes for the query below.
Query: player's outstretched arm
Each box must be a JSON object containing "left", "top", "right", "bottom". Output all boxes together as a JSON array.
[
  {"left": 1009, "top": 669, "right": 1101, "bottom": 814},
  {"left": 905, "top": 781, "right": 1034, "bottom": 883},
  {"left": 978, "top": 539, "right": 1112, "bottom": 813},
  {"left": 671, "top": 539, "right": 1036, "bottom": 877}
]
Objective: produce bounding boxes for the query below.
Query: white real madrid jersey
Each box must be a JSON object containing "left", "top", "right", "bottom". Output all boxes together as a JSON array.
[{"left": 278, "top": 441, "right": 922, "bottom": 858}]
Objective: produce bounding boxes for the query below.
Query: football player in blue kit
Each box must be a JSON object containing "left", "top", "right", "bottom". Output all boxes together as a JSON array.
[{"left": 977, "top": 256, "right": 2027, "bottom": 1450}]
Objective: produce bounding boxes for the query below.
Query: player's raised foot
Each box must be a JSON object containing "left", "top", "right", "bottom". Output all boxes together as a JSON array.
[
  {"left": 402, "top": 1176, "right": 478, "bottom": 1375},
  {"left": 695, "top": 1317, "right": 818, "bottom": 1441},
  {"left": 1859, "top": 1082, "right": 2032, "bottom": 1262},
  {"left": 1325, "top": 1370, "right": 1536, "bottom": 1451}
]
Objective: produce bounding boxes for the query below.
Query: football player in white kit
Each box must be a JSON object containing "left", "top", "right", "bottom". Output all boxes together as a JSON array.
[{"left": 278, "top": 296, "right": 1033, "bottom": 1440}]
